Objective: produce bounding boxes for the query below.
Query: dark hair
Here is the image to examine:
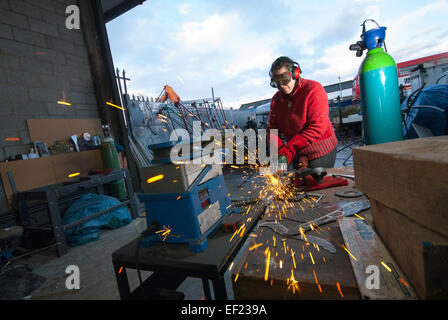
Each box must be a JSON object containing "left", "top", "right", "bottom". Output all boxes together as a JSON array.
[{"left": 269, "top": 56, "right": 297, "bottom": 78}]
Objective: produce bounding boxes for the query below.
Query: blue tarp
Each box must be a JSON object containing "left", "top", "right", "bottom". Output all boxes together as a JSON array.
[
  {"left": 63, "top": 193, "right": 132, "bottom": 246},
  {"left": 402, "top": 84, "right": 448, "bottom": 138}
]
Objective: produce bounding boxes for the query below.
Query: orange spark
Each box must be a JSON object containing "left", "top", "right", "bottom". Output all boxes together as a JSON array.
[
  {"left": 398, "top": 277, "right": 409, "bottom": 288},
  {"left": 291, "top": 249, "right": 296, "bottom": 269},
  {"left": 313, "top": 270, "right": 320, "bottom": 287},
  {"left": 287, "top": 269, "right": 300, "bottom": 294},
  {"left": 264, "top": 249, "right": 271, "bottom": 282},
  {"left": 230, "top": 223, "right": 245, "bottom": 242},
  {"left": 309, "top": 252, "right": 315, "bottom": 265},
  {"left": 106, "top": 101, "right": 125, "bottom": 110},
  {"left": 249, "top": 243, "right": 263, "bottom": 251},
  {"left": 146, "top": 174, "right": 164, "bottom": 184},
  {"left": 342, "top": 245, "right": 357, "bottom": 261},
  {"left": 155, "top": 226, "right": 171, "bottom": 241},
  {"left": 381, "top": 261, "right": 392, "bottom": 272},
  {"left": 68, "top": 172, "right": 80, "bottom": 178},
  {"left": 336, "top": 282, "right": 344, "bottom": 298}
]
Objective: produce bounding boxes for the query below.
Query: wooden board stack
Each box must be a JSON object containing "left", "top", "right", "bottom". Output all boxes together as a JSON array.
[{"left": 353, "top": 136, "right": 448, "bottom": 299}]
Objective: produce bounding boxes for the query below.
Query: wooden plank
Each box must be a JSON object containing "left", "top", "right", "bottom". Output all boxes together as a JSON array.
[
  {"left": 232, "top": 167, "right": 369, "bottom": 300},
  {"left": 353, "top": 136, "right": 448, "bottom": 238},
  {"left": 0, "top": 151, "right": 103, "bottom": 209},
  {"left": 0, "top": 157, "right": 57, "bottom": 206},
  {"left": 27, "top": 118, "right": 102, "bottom": 146},
  {"left": 370, "top": 199, "right": 448, "bottom": 299},
  {"left": 50, "top": 150, "right": 103, "bottom": 183},
  {"left": 338, "top": 217, "right": 418, "bottom": 300},
  {"left": 232, "top": 220, "right": 361, "bottom": 300}
]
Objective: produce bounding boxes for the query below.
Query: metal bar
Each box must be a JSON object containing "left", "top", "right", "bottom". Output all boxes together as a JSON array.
[
  {"left": 123, "top": 170, "right": 139, "bottom": 219},
  {"left": 212, "top": 276, "right": 228, "bottom": 300},
  {"left": 114, "top": 262, "right": 131, "bottom": 300},
  {"left": 342, "top": 152, "right": 353, "bottom": 166},
  {"left": 115, "top": 68, "right": 129, "bottom": 130},
  {"left": 7, "top": 171, "right": 18, "bottom": 198},
  {"left": 122, "top": 69, "right": 129, "bottom": 96},
  {"left": 176, "top": 103, "right": 192, "bottom": 134},
  {"left": 46, "top": 190, "right": 67, "bottom": 257},
  {"left": 202, "top": 278, "right": 212, "bottom": 300},
  {"left": 24, "top": 226, "right": 53, "bottom": 232},
  {"left": 63, "top": 200, "right": 130, "bottom": 230},
  {"left": 97, "top": 184, "right": 105, "bottom": 195},
  {"left": 203, "top": 100, "right": 213, "bottom": 129}
]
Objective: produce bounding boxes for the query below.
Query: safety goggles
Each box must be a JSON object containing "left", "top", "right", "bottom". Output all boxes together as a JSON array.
[{"left": 270, "top": 71, "right": 293, "bottom": 88}]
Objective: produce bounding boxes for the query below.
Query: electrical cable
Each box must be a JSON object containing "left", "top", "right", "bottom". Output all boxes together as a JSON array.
[
  {"left": 135, "top": 235, "right": 145, "bottom": 298},
  {"left": 134, "top": 227, "right": 155, "bottom": 299}
]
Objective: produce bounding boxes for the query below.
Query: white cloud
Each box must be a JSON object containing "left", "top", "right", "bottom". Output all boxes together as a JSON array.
[
  {"left": 173, "top": 12, "right": 279, "bottom": 78},
  {"left": 178, "top": 3, "right": 191, "bottom": 15},
  {"left": 311, "top": 40, "right": 361, "bottom": 84},
  {"left": 385, "top": 0, "right": 448, "bottom": 61},
  {"left": 107, "top": 0, "right": 448, "bottom": 108}
]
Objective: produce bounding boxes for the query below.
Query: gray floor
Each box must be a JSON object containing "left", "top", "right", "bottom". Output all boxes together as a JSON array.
[
  {"left": 10, "top": 137, "right": 361, "bottom": 300},
  {"left": 15, "top": 173, "right": 254, "bottom": 300}
]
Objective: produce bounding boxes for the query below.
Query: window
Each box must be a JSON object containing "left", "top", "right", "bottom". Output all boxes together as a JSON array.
[
  {"left": 399, "top": 66, "right": 414, "bottom": 75},
  {"left": 437, "top": 57, "right": 448, "bottom": 65}
]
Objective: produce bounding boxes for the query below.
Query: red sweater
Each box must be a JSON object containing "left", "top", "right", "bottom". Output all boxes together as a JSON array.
[{"left": 267, "top": 78, "right": 338, "bottom": 163}]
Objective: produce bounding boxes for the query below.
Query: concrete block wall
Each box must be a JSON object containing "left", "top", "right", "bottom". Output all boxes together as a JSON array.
[{"left": 0, "top": 0, "right": 99, "bottom": 161}]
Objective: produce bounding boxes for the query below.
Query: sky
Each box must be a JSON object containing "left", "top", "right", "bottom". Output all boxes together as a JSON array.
[{"left": 106, "top": 0, "right": 448, "bottom": 109}]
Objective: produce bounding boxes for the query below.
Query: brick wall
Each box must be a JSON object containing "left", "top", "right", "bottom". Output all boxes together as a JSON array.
[{"left": 0, "top": 0, "right": 99, "bottom": 161}]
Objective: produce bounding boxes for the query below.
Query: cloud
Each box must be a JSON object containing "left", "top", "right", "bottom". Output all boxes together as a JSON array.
[
  {"left": 172, "top": 12, "right": 280, "bottom": 78},
  {"left": 178, "top": 3, "right": 191, "bottom": 15},
  {"left": 106, "top": 0, "right": 448, "bottom": 110}
]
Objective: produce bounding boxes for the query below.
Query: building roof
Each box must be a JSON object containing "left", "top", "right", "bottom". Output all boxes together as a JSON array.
[
  {"left": 239, "top": 98, "right": 271, "bottom": 110},
  {"left": 101, "top": 0, "right": 146, "bottom": 22}
]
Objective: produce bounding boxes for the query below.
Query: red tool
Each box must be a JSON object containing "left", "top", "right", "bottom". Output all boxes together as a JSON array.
[{"left": 221, "top": 221, "right": 243, "bottom": 233}]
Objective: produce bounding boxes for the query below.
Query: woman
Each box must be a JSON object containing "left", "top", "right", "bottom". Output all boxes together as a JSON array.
[{"left": 267, "top": 56, "right": 338, "bottom": 169}]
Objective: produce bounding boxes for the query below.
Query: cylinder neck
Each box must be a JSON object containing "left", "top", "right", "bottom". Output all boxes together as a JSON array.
[{"left": 367, "top": 47, "right": 384, "bottom": 55}]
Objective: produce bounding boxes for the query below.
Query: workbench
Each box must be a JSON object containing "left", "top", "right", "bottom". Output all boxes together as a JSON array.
[
  {"left": 111, "top": 199, "right": 265, "bottom": 300},
  {"left": 17, "top": 168, "right": 139, "bottom": 257},
  {"left": 232, "top": 166, "right": 372, "bottom": 300}
]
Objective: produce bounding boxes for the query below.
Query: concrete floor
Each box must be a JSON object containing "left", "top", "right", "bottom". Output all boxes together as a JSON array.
[
  {"left": 12, "top": 137, "right": 361, "bottom": 300},
  {"left": 19, "top": 172, "right": 254, "bottom": 300}
]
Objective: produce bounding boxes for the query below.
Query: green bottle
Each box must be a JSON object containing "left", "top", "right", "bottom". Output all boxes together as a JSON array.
[{"left": 101, "top": 137, "right": 127, "bottom": 201}]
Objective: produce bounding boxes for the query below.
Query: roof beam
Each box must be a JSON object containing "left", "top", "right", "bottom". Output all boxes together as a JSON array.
[
  {"left": 323, "top": 80, "right": 353, "bottom": 94},
  {"left": 103, "top": 0, "right": 146, "bottom": 23}
]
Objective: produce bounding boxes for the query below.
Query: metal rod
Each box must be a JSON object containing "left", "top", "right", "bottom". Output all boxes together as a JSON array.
[{"left": 63, "top": 200, "right": 130, "bottom": 230}]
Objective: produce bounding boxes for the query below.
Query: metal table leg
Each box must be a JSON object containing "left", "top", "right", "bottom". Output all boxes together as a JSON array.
[
  {"left": 202, "top": 278, "right": 212, "bottom": 300},
  {"left": 113, "top": 262, "right": 131, "bottom": 300},
  {"left": 212, "top": 275, "right": 228, "bottom": 300},
  {"left": 124, "top": 170, "right": 139, "bottom": 219},
  {"left": 46, "top": 191, "right": 68, "bottom": 257}
]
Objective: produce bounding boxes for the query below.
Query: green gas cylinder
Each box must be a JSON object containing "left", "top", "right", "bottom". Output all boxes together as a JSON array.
[
  {"left": 101, "top": 137, "right": 127, "bottom": 201},
  {"left": 352, "top": 22, "right": 404, "bottom": 145}
]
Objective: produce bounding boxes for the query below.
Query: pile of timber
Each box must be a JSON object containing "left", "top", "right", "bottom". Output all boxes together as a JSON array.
[{"left": 353, "top": 136, "right": 448, "bottom": 299}]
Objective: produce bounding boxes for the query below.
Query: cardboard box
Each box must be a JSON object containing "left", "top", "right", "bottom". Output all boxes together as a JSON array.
[
  {"left": 370, "top": 199, "right": 448, "bottom": 299},
  {"left": 353, "top": 136, "right": 448, "bottom": 238}
]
